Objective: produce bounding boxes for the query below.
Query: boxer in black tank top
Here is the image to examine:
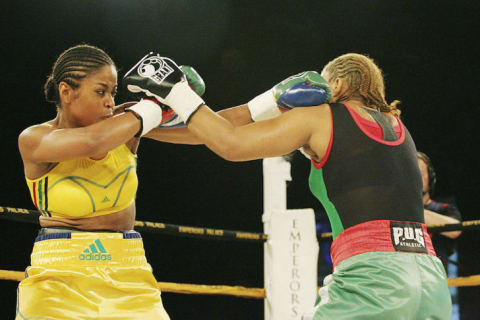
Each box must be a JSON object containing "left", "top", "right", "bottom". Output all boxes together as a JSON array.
[{"left": 144, "top": 53, "right": 453, "bottom": 320}]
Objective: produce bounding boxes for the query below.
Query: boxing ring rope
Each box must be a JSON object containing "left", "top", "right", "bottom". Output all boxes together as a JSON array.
[
  {"left": 0, "top": 269, "right": 267, "bottom": 298},
  {"left": 1, "top": 267, "right": 479, "bottom": 298},
  {"left": 1, "top": 204, "right": 480, "bottom": 297},
  {"left": 0, "top": 205, "right": 267, "bottom": 242},
  {"left": 2, "top": 205, "right": 480, "bottom": 241},
  {"left": 0, "top": 204, "right": 268, "bottom": 299}
]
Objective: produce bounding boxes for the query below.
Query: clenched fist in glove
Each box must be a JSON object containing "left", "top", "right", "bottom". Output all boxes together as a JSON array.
[
  {"left": 248, "top": 71, "right": 331, "bottom": 121},
  {"left": 123, "top": 52, "right": 205, "bottom": 124}
]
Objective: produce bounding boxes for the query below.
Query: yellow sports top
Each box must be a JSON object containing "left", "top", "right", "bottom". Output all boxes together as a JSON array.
[{"left": 26, "top": 144, "right": 138, "bottom": 218}]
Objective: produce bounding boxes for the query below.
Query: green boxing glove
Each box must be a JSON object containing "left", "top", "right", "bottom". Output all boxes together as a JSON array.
[
  {"left": 247, "top": 71, "right": 331, "bottom": 121},
  {"left": 180, "top": 65, "right": 205, "bottom": 96}
]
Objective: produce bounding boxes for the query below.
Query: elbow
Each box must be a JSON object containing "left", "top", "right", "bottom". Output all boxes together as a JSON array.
[
  {"left": 209, "top": 136, "right": 244, "bottom": 162},
  {"left": 214, "top": 144, "right": 241, "bottom": 161}
]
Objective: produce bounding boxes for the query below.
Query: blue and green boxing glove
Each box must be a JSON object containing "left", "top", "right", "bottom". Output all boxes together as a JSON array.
[{"left": 247, "top": 71, "right": 331, "bottom": 121}]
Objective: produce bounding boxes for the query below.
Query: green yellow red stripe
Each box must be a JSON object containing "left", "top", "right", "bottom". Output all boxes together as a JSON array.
[{"left": 35, "top": 178, "right": 50, "bottom": 217}]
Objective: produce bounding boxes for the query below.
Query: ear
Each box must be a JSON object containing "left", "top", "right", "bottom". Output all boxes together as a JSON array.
[
  {"left": 333, "top": 78, "right": 346, "bottom": 92},
  {"left": 331, "top": 78, "right": 349, "bottom": 99},
  {"left": 58, "top": 82, "right": 75, "bottom": 104}
]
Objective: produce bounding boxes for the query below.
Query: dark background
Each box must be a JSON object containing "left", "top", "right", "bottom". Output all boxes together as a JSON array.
[{"left": 1, "top": 0, "right": 479, "bottom": 319}]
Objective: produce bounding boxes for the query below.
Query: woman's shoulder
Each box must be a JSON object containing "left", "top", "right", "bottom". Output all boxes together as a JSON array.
[
  {"left": 18, "top": 121, "right": 56, "bottom": 150},
  {"left": 19, "top": 122, "right": 54, "bottom": 137},
  {"left": 22, "top": 120, "right": 55, "bottom": 130},
  {"left": 19, "top": 122, "right": 58, "bottom": 179},
  {"left": 283, "top": 104, "right": 331, "bottom": 125}
]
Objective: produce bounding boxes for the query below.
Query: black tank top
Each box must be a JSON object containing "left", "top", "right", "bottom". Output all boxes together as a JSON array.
[{"left": 309, "top": 103, "right": 424, "bottom": 238}]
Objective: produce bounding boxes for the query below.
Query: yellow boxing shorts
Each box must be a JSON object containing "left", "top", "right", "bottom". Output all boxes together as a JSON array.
[{"left": 16, "top": 229, "right": 170, "bottom": 320}]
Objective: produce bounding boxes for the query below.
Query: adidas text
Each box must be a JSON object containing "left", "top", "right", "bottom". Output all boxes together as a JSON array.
[{"left": 79, "top": 253, "right": 112, "bottom": 261}]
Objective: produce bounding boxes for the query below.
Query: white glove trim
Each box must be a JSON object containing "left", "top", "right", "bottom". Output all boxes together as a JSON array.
[
  {"left": 165, "top": 81, "right": 205, "bottom": 123},
  {"left": 247, "top": 90, "right": 281, "bottom": 121},
  {"left": 126, "top": 99, "right": 163, "bottom": 136}
]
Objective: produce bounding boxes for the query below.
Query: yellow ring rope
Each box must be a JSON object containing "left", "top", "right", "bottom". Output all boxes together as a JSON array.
[
  {"left": 0, "top": 269, "right": 266, "bottom": 299},
  {"left": 1, "top": 269, "right": 479, "bottom": 299}
]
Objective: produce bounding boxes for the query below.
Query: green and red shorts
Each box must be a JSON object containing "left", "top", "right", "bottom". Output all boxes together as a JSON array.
[{"left": 303, "top": 220, "right": 452, "bottom": 320}]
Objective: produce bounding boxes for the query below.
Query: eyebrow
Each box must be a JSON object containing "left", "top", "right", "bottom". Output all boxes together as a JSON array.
[{"left": 96, "top": 82, "right": 118, "bottom": 90}]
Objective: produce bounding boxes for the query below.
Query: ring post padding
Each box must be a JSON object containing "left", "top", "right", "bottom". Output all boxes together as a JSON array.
[
  {"left": 264, "top": 209, "right": 319, "bottom": 320},
  {"left": 262, "top": 157, "right": 318, "bottom": 320},
  {"left": 262, "top": 157, "right": 291, "bottom": 215}
]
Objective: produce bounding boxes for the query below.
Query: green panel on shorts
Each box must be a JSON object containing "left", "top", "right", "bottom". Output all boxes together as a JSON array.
[{"left": 305, "top": 252, "right": 451, "bottom": 320}]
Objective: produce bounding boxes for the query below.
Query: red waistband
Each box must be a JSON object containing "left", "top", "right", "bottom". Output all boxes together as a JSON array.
[{"left": 331, "top": 220, "right": 436, "bottom": 269}]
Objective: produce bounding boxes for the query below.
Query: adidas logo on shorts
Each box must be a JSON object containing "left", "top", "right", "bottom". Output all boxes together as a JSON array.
[{"left": 78, "top": 239, "right": 112, "bottom": 261}]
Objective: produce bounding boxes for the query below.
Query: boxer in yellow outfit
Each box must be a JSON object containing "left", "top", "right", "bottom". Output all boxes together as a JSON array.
[{"left": 16, "top": 44, "right": 179, "bottom": 319}]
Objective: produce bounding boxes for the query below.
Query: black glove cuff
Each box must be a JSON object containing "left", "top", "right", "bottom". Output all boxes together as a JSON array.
[{"left": 125, "top": 109, "right": 143, "bottom": 138}]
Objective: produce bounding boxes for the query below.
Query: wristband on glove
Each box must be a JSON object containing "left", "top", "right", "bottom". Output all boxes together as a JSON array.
[
  {"left": 247, "top": 90, "right": 281, "bottom": 122},
  {"left": 165, "top": 81, "right": 205, "bottom": 123},
  {"left": 247, "top": 71, "right": 331, "bottom": 122},
  {"left": 125, "top": 99, "right": 164, "bottom": 137},
  {"left": 157, "top": 65, "right": 206, "bottom": 129}
]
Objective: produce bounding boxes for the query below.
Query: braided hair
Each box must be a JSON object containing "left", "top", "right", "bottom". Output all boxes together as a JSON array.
[
  {"left": 44, "top": 44, "right": 115, "bottom": 107},
  {"left": 322, "top": 53, "right": 401, "bottom": 116}
]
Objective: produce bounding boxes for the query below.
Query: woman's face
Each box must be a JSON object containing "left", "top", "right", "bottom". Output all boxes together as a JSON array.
[{"left": 67, "top": 64, "right": 118, "bottom": 127}]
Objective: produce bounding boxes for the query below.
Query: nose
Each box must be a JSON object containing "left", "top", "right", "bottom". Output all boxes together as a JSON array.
[{"left": 105, "top": 94, "right": 115, "bottom": 110}]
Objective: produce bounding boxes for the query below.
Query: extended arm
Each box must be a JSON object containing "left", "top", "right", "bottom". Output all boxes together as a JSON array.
[
  {"left": 186, "top": 105, "right": 330, "bottom": 161},
  {"left": 144, "top": 104, "right": 253, "bottom": 144},
  {"left": 121, "top": 53, "right": 331, "bottom": 159},
  {"left": 124, "top": 55, "right": 329, "bottom": 147}
]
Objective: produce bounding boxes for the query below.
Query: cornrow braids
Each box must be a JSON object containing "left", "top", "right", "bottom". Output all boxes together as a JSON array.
[
  {"left": 44, "top": 44, "right": 115, "bottom": 106},
  {"left": 323, "top": 53, "right": 401, "bottom": 116}
]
